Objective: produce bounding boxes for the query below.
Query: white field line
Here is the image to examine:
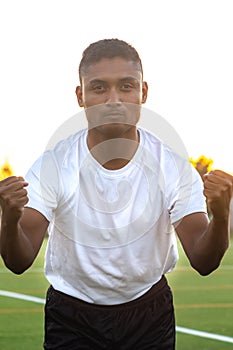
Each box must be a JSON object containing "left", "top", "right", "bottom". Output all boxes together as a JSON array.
[
  {"left": 0, "top": 290, "right": 45, "bottom": 304},
  {"left": 0, "top": 290, "right": 233, "bottom": 344},
  {"left": 176, "top": 326, "right": 233, "bottom": 344}
]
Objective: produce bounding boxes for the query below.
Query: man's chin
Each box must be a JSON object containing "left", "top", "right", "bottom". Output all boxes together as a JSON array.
[{"left": 93, "top": 123, "right": 134, "bottom": 138}]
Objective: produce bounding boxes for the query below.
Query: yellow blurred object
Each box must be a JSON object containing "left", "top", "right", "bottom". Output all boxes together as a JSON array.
[
  {"left": 0, "top": 158, "right": 14, "bottom": 180},
  {"left": 190, "top": 155, "right": 213, "bottom": 180}
]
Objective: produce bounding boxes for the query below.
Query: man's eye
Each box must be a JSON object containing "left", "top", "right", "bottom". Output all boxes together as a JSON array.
[
  {"left": 92, "top": 85, "right": 105, "bottom": 93},
  {"left": 121, "top": 84, "right": 133, "bottom": 90}
]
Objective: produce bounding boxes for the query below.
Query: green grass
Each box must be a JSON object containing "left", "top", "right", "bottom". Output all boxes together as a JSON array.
[
  {"left": 167, "top": 239, "right": 233, "bottom": 349},
  {"left": 0, "top": 242, "right": 48, "bottom": 350},
  {"left": 0, "top": 238, "right": 233, "bottom": 349}
]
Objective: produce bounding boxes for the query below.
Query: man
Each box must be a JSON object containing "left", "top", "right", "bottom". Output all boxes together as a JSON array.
[{"left": 0, "top": 39, "right": 232, "bottom": 349}]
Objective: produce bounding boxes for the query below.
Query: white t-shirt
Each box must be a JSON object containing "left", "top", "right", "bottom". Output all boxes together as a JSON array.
[{"left": 25, "top": 127, "right": 207, "bottom": 304}]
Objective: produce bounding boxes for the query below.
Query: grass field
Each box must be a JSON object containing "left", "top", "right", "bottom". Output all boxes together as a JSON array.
[
  {"left": 168, "top": 239, "right": 233, "bottom": 349},
  {"left": 0, "top": 238, "right": 232, "bottom": 349}
]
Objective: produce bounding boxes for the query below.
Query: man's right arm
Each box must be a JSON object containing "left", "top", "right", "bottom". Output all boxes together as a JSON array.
[{"left": 0, "top": 176, "right": 49, "bottom": 274}]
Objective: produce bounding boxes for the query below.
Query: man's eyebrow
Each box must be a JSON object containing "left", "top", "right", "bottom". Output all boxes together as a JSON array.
[
  {"left": 119, "top": 77, "right": 139, "bottom": 82},
  {"left": 89, "top": 79, "right": 106, "bottom": 85}
]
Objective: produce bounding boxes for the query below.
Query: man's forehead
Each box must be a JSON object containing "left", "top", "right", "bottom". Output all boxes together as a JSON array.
[{"left": 82, "top": 57, "right": 142, "bottom": 81}]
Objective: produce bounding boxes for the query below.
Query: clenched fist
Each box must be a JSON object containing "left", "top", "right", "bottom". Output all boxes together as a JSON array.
[
  {"left": 203, "top": 170, "right": 233, "bottom": 218},
  {"left": 0, "top": 176, "right": 29, "bottom": 223}
]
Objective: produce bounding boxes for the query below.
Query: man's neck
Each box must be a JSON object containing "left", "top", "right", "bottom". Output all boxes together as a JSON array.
[{"left": 87, "top": 127, "right": 140, "bottom": 170}]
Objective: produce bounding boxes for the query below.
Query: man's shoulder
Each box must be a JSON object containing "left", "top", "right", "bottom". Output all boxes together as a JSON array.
[
  {"left": 139, "top": 127, "right": 173, "bottom": 157},
  {"left": 139, "top": 127, "right": 190, "bottom": 163},
  {"left": 36, "top": 128, "right": 87, "bottom": 171},
  {"left": 50, "top": 128, "right": 87, "bottom": 155}
]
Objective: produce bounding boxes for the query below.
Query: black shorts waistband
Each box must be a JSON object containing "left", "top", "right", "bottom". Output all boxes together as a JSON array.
[{"left": 47, "top": 275, "right": 169, "bottom": 311}]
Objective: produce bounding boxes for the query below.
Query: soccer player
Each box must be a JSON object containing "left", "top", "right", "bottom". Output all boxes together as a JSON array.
[{"left": 1, "top": 39, "right": 232, "bottom": 349}]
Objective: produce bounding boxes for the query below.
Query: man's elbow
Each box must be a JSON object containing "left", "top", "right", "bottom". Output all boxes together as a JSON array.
[
  {"left": 9, "top": 266, "right": 29, "bottom": 275},
  {"left": 2, "top": 256, "right": 32, "bottom": 275},
  {"left": 190, "top": 260, "right": 221, "bottom": 276}
]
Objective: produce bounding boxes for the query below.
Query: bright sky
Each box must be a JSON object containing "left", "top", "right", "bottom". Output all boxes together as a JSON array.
[{"left": 1, "top": 0, "right": 233, "bottom": 175}]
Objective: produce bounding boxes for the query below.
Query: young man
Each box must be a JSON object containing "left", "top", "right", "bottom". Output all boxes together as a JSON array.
[{"left": 0, "top": 39, "right": 232, "bottom": 349}]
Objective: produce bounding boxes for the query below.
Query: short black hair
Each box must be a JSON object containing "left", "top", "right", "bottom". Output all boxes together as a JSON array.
[{"left": 79, "top": 38, "right": 143, "bottom": 83}]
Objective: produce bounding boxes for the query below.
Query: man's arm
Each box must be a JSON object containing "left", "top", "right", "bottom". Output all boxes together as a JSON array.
[
  {"left": 175, "top": 170, "right": 233, "bottom": 275},
  {"left": 0, "top": 176, "right": 49, "bottom": 274}
]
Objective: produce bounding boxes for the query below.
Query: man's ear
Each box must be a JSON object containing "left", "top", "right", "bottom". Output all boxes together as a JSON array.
[
  {"left": 75, "top": 86, "right": 84, "bottom": 107},
  {"left": 142, "top": 81, "right": 148, "bottom": 104}
]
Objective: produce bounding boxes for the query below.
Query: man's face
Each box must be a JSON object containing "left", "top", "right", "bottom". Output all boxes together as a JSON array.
[{"left": 76, "top": 57, "right": 148, "bottom": 135}]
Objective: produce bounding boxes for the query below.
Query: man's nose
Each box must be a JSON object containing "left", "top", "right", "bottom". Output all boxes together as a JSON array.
[{"left": 106, "top": 88, "right": 121, "bottom": 104}]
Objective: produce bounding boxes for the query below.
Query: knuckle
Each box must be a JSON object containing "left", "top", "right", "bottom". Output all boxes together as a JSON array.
[{"left": 22, "top": 188, "right": 28, "bottom": 196}]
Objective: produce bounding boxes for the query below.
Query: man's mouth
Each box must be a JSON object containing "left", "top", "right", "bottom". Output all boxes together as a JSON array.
[{"left": 103, "top": 110, "right": 124, "bottom": 117}]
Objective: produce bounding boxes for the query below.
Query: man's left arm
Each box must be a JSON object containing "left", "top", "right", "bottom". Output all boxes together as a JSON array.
[{"left": 176, "top": 170, "right": 233, "bottom": 275}]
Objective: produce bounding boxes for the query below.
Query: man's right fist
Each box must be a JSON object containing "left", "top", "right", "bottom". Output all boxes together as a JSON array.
[{"left": 0, "top": 176, "right": 29, "bottom": 222}]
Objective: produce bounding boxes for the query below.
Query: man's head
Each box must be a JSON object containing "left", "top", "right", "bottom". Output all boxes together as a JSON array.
[
  {"left": 76, "top": 39, "right": 148, "bottom": 139},
  {"left": 78, "top": 38, "right": 143, "bottom": 84}
]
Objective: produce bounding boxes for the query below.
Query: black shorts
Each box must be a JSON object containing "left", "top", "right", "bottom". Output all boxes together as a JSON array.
[{"left": 44, "top": 276, "right": 175, "bottom": 350}]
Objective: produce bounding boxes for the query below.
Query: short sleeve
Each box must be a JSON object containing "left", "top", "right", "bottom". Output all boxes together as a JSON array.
[
  {"left": 25, "top": 150, "right": 60, "bottom": 222},
  {"left": 169, "top": 158, "right": 207, "bottom": 224}
]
